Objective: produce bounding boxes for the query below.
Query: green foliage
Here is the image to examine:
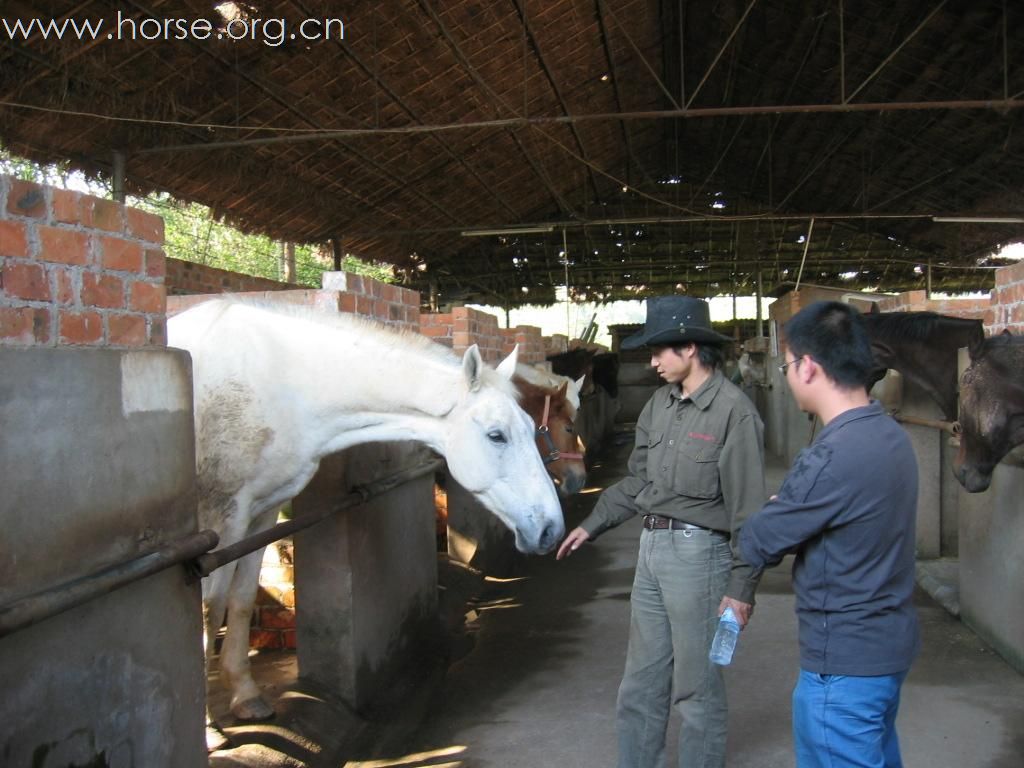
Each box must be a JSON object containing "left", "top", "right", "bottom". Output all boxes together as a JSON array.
[{"left": 0, "top": 147, "right": 395, "bottom": 286}]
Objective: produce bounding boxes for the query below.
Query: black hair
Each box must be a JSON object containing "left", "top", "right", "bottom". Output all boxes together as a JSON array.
[
  {"left": 783, "top": 301, "right": 874, "bottom": 390},
  {"left": 668, "top": 341, "right": 724, "bottom": 371}
]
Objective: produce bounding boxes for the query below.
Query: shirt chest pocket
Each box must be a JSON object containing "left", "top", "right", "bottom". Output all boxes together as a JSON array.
[
  {"left": 673, "top": 435, "right": 723, "bottom": 498},
  {"left": 647, "top": 430, "right": 722, "bottom": 499}
]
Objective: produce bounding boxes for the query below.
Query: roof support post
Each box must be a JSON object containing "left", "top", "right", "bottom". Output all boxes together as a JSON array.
[
  {"left": 111, "top": 150, "right": 126, "bottom": 203},
  {"left": 331, "top": 238, "right": 344, "bottom": 271}
]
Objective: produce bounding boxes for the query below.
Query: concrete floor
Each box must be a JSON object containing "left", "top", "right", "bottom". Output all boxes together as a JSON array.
[{"left": 214, "top": 427, "right": 1024, "bottom": 767}]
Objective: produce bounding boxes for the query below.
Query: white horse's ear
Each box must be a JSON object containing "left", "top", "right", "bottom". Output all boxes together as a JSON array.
[
  {"left": 495, "top": 345, "right": 519, "bottom": 380},
  {"left": 462, "top": 344, "right": 484, "bottom": 391},
  {"left": 575, "top": 375, "right": 586, "bottom": 392}
]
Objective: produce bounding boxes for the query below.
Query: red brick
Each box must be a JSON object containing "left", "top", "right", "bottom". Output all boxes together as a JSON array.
[
  {"left": 99, "top": 236, "right": 143, "bottom": 273},
  {"left": 6, "top": 179, "right": 46, "bottom": 219},
  {"left": 83, "top": 197, "right": 125, "bottom": 233},
  {"left": 249, "top": 629, "right": 282, "bottom": 650},
  {"left": 38, "top": 227, "right": 89, "bottom": 266},
  {"left": 129, "top": 280, "right": 165, "bottom": 314},
  {"left": 1, "top": 261, "right": 49, "bottom": 301},
  {"left": 144, "top": 248, "right": 167, "bottom": 279},
  {"left": 0, "top": 220, "right": 29, "bottom": 258},
  {"left": 125, "top": 207, "right": 165, "bottom": 244},
  {"left": 338, "top": 292, "right": 356, "bottom": 313},
  {"left": 419, "top": 325, "right": 450, "bottom": 338},
  {"left": 51, "top": 189, "right": 82, "bottom": 225},
  {"left": 259, "top": 606, "right": 296, "bottom": 630},
  {"left": 108, "top": 314, "right": 147, "bottom": 346},
  {"left": 81, "top": 272, "right": 125, "bottom": 308},
  {"left": 53, "top": 266, "right": 76, "bottom": 305},
  {"left": 282, "top": 629, "right": 297, "bottom": 650},
  {"left": 59, "top": 310, "right": 103, "bottom": 345},
  {"left": 0, "top": 306, "right": 49, "bottom": 344}
]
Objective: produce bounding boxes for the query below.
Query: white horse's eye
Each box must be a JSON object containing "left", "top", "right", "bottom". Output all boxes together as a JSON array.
[{"left": 487, "top": 429, "right": 508, "bottom": 444}]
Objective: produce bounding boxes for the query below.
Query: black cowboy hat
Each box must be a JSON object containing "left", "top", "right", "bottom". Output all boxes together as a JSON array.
[{"left": 621, "top": 295, "right": 733, "bottom": 350}]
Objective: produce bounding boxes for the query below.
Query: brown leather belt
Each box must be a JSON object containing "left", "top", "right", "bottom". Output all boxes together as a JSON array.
[{"left": 642, "top": 514, "right": 710, "bottom": 532}]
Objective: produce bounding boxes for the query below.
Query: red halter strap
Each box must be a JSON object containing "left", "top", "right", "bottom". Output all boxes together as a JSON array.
[{"left": 537, "top": 394, "right": 584, "bottom": 463}]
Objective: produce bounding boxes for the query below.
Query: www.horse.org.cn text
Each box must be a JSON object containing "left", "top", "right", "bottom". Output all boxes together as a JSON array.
[{"left": 2, "top": 14, "right": 346, "bottom": 48}]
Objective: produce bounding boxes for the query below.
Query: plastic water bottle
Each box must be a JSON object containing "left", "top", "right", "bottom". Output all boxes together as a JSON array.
[{"left": 709, "top": 607, "right": 741, "bottom": 665}]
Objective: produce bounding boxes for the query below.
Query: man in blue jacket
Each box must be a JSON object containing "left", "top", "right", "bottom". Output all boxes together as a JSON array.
[{"left": 739, "top": 300, "right": 919, "bottom": 768}]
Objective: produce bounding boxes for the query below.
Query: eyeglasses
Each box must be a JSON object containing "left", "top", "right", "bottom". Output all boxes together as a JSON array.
[{"left": 778, "top": 358, "right": 803, "bottom": 375}]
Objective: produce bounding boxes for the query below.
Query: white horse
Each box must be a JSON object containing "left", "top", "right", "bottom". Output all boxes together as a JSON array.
[{"left": 167, "top": 299, "right": 564, "bottom": 721}]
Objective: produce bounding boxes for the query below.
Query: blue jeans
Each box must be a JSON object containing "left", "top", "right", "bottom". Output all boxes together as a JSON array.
[
  {"left": 616, "top": 528, "right": 732, "bottom": 768},
  {"left": 792, "top": 668, "right": 908, "bottom": 768}
]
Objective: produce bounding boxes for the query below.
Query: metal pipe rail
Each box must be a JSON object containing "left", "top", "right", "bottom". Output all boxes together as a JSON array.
[
  {"left": 0, "top": 457, "right": 445, "bottom": 639},
  {"left": 0, "top": 529, "right": 219, "bottom": 640},
  {"left": 192, "top": 458, "right": 445, "bottom": 578},
  {"left": 890, "top": 412, "right": 961, "bottom": 437}
]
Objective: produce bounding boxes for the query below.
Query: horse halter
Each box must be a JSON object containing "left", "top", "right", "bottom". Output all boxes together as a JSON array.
[{"left": 537, "top": 394, "right": 585, "bottom": 465}]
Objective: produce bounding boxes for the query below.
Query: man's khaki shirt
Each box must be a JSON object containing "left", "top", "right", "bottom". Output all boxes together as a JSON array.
[{"left": 579, "top": 369, "right": 766, "bottom": 603}]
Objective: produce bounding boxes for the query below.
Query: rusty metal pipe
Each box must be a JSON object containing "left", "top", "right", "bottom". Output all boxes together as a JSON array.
[
  {"left": 193, "top": 458, "right": 445, "bottom": 578},
  {"left": 0, "top": 529, "right": 219, "bottom": 640}
]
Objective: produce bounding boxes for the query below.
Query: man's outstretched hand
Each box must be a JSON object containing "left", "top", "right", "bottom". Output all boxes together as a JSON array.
[{"left": 556, "top": 526, "right": 591, "bottom": 560}]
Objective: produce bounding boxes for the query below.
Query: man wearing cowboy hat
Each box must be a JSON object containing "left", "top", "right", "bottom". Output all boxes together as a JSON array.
[{"left": 558, "top": 295, "right": 766, "bottom": 768}]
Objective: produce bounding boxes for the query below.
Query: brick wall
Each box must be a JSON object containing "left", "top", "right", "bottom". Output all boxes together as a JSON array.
[
  {"left": 167, "top": 271, "right": 420, "bottom": 333},
  {"left": 988, "top": 261, "right": 1024, "bottom": 335},
  {"left": 499, "top": 325, "right": 545, "bottom": 363},
  {"left": 875, "top": 278, "right": 1024, "bottom": 335},
  {"left": 0, "top": 176, "right": 166, "bottom": 347},
  {"left": 876, "top": 289, "right": 991, "bottom": 322},
  {"left": 166, "top": 257, "right": 297, "bottom": 296},
  {"left": 419, "top": 307, "right": 548, "bottom": 364}
]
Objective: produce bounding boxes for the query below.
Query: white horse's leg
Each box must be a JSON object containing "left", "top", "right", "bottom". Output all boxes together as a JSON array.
[
  {"left": 220, "top": 547, "right": 274, "bottom": 720},
  {"left": 202, "top": 560, "right": 235, "bottom": 674},
  {"left": 202, "top": 559, "right": 236, "bottom": 749}
]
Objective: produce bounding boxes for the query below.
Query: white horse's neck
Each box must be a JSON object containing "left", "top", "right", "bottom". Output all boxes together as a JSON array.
[{"left": 272, "top": 314, "right": 464, "bottom": 458}]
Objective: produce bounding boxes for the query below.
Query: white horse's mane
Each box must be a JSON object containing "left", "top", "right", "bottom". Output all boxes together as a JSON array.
[{"left": 205, "top": 297, "right": 517, "bottom": 396}]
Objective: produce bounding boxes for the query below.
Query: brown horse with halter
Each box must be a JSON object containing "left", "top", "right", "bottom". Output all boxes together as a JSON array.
[{"left": 512, "top": 373, "right": 587, "bottom": 496}]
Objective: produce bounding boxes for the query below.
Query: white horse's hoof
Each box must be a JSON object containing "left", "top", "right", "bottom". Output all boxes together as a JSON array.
[
  {"left": 206, "top": 724, "right": 229, "bottom": 752},
  {"left": 230, "top": 695, "right": 275, "bottom": 721}
]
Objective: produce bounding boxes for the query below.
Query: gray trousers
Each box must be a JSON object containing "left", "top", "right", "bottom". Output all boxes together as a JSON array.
[{"left": 616, "top": 527, "right": 732, "bottom": 768}]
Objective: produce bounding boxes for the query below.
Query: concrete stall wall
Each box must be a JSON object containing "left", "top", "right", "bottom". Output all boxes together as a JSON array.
[
  {"left": 293, "top": 443, "right": 441, "bottom": 712},
  {"left": 0, "top": 175, "right": 206, "bottom": 766}
]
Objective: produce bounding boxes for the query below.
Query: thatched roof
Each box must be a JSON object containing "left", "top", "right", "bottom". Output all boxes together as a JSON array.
[{"left": 2, "top": 1, "right": 1023, "bottom": 307}]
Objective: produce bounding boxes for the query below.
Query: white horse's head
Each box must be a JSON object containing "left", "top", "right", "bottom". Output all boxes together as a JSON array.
[{"left": 444, "top": 345, "right": 565, "bottom": 554}]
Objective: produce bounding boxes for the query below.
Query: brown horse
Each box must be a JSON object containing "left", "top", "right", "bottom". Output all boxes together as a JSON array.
[
  {"left": 954, "top": 331, "right": 1024, "bottom": 493},
  {"left": 861, "top": 308, "right": 985, "bottom": 422},
  {"left": 512, "top": 371, "right": 587, "bottom": 496}
]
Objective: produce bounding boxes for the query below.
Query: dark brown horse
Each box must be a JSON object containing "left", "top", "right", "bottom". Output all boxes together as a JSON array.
[
  {"left": 512, "top": 373, "right": 587, "bottom": 496},
  {"left": 547, "top": 348, "right": 620, "bottom": 399},
  {"left": 954, "top": 331, "right": 1024, "bottom": 493},
  {"left": 861, "top": 308, "right": 985, "bottom": 421}
]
